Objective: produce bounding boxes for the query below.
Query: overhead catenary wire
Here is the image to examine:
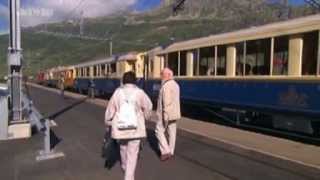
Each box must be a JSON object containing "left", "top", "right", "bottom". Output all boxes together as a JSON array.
[
  {"left": 304, "top": 0, "right": 320, "bottom": 11},
  {"left": 61, "top": 0, "right": 87, "bottom": 23}
]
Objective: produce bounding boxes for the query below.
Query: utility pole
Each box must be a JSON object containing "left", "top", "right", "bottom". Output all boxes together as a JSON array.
[
  {"left": 173, "top": 0, "right": 186, "bottom": 15},
  {"left": 109, "top": 39, "right": 113, "bottom": 56},
  {"left": 80, "top": 10, "right": 84, "bottom": 37},
  {"left": 1, "top": 0, "right": 45, "bottom": 141},
  {"left": 105, "top": 39, "right": 113, "bottom": 57},
  {"left": 1, "top": 2, "right": 64, "bottom": 161},
  {"left": 283, "top": 0, "right": 290, "bottom": 19},
  {"left": 8, "top": 0, "right": 23, "bottom": 122}
]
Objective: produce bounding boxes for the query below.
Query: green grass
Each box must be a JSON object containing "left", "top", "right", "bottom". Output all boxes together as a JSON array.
[{"left": 0, "top": 2, "right": 313, "bottom": 76}]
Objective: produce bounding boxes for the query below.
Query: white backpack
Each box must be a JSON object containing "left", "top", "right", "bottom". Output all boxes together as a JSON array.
[{"left": 116, "top": 88, "right": 139, "bottom": 130}]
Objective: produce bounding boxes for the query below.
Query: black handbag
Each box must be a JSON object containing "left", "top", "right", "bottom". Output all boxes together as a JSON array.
[{"left": 102, "top": 131, "right": 120, "bottom": 169}]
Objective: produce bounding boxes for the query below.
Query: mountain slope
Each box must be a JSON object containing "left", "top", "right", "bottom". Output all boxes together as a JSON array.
[{"left": 0, "top": 0, "right": 315, "bottom": 78}]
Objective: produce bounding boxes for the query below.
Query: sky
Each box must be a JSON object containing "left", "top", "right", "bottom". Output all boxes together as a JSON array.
[
  {"left": 0, "top": 0, "right": 307, "bottom": 35},
  {"left": 0, "top": 0, "right": 161, "bottom": 34}
]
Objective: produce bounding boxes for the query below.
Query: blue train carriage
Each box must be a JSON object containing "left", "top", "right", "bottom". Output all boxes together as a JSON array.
[
  {"left": 73, "top": 52, "right": 146, "bottom": 96},
  {"left": 146, "top": 14, "right": 320, "bottom": 136},
  {"left": 62, "top": 65, "right": 77, "bottom": 90},
  {"left": 46, "top": 66, "right": 68, "bottom": 88},
  {"left": 74, "top": 57, "right": 119, "bottom": 96},
  {"left": 44, "top": 67, "right": 57, "bottom": 87},
  {"left": 42, "top": 69, "right": 52, "bottom": 86},
  {"left": 117, "top": 51, "right": 146, "bottom": 86},
  {"left": 143, "top": 47, "right": 164, "bottom": 99}
]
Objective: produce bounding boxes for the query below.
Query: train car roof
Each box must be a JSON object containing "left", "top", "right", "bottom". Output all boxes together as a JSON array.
[
  {"left": 147, "top": 46, "right": 163, "bottom": 56},
  {"left": 158, "top": 14, "right": 320, "bottom": 54},
  {"left": 74, "top": 56, "right": 116, "bottom": 68},
  {"left": 48, "top": 66, "right": 68, "bottom": 72},
  {"left": 118, "top": 52, "right": 139, "bottom": 61}
]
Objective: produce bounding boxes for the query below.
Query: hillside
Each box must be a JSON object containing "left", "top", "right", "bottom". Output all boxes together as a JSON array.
[{"left": 0, "top": 0, "right": 315, "bottom": 78}]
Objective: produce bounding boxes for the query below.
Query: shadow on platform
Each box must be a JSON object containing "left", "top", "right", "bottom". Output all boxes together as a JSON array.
[
  {"left": 46, "top": 97, "right": 88, "bottom": 120},
  {"left": 34, "top": 97, "right": 89, "bottom": 149}
]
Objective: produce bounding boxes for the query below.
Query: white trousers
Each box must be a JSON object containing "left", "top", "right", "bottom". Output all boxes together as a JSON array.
[
  {"left": 155, "top": 120, "right": 177, "bottom": 155},
  {"left": 119, "top": 139, "right": 141, "bottom": 180}
]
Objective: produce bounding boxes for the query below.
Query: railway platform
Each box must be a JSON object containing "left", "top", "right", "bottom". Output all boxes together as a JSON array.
[{"left": 0, "top": 83, "right": 319, "bottom": 180}]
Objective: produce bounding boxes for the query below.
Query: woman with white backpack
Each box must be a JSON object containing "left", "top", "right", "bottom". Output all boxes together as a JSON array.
[{"left": 105, "top": 71, "right": 153, "bottom": 180}]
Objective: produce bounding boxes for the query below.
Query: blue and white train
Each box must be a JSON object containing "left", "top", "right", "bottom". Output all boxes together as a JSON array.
[{"left": 39, "top": 15, "right": 320, "bottom": 136}]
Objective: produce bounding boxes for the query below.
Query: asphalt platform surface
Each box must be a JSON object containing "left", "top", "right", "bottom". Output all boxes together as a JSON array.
[{"left": 0, "top": 86, "right": 318, "bottom": 180}]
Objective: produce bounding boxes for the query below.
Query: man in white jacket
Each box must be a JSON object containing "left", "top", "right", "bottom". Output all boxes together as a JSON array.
[
  {"left": 105, "top": 71, "right": 152, "bottom": 180},
  {"left": 156, "top": 68, "right": 181, "bottom": 161}
]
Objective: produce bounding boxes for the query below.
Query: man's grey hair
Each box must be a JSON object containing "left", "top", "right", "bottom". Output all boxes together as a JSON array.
[{"left": 162, "top": 68, "right": 173, "bottom": 78}]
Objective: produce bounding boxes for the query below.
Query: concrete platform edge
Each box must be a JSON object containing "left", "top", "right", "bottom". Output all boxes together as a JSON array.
[{"left": 178, "top": 128, "right": 320, "bottom": 179}]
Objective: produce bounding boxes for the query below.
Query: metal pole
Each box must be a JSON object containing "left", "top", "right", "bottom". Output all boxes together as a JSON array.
[
  {"left": 283, "top": 0, "right": 290, "bottom": 19},
  {"left": 165, "top": 54, "right": 169, "bottom": 67},
  {"left": 178, "top": 51, "right": 181, "bottom": 76},
  {"left": 214, "top": 46, "right": 218, "bottom": 76},
  {"left": 5, "top": 0, "right": 46, "bottom": 140},
  {"left": 270, "top": 38, "right": 275, "bottom": 76},
  {"left": 8, "top": 0, "right": 23, "bottom": 123},
  {"left": 80, "top": 10, "right": 84, "bottom": 37},
  {"left": 243, "top": 41, "right": 247, "bottom": 76},
  {"left": 36, "top": 119, "right": 65, "bottom": 161},
  {"left": 197, "top": 48, "right": 200, "bottom": 76},
  {"left": 317, "top": 30, "right": 320, "bottom": 76},
  {"left": 44, "top": 119, "right": 51, "bottom": 153},
  {"left": 109, "top": 40, "right": 113, "bottom": 56}
]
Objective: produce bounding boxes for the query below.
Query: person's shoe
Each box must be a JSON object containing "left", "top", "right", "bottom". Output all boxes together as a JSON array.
[{"left": 160, "top": 154, "right": 171, "bottom": 161}]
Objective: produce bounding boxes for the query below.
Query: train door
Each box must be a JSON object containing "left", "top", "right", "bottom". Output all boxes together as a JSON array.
[{"left": 142, "top": 54, "right": 149, "bottom": 90}]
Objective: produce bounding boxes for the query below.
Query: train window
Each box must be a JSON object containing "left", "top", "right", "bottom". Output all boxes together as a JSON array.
[
  {"left": 106, "top": 64, "right": 109, "bottom": 75},
  {"left": 236, "top": 43, "right": 246, "bottom": 76},
  {"left": 168, "top": 52, "right": 179, "bottom": 76},
  {"left": 149, "top": 58, "right": 154, "bottom": 76},
  {"left": 128, "top": 61, "right": 136, "bottom": 73},
  {"left": 217, "top": 45, "right": 226, "bottom": 75},
  {"left": 110, "top": 63, "right": 116, "bottom": 74},
  {"left": 199, "top": 47, "right": 214, "bottom": 76},
  {"left": 97, "top": 66, "right": 100, "bottom": 77},
  {"left": 246, "top": 38, "right": 271, "bottom": 75},
  {"left": 193, "top": 50, "right": 199, "bottom": 76},
  {"left": 86, "top": 67, "right": 90, "bottom": 77},
  {"left": 101, "top": 64, "right": 106, "bottom": 76},
  {"left": 164, "top": 54, "right": 168, "bottom": 68},
  {"left": 180, "top": 51, "right": 187, "bottom": 76},
  {"left": 302, "top": 31, "right": 319, "bottom": 76},
  {"left": 93, "top": 66, "right": 97, "bottom": 77},
  {"left": 273, "top": 36, "right": 289, "bottom": 75},
  {"left": 98, "top": 65, "right": 101, "bottom": 76},
  {"left": 106, "top": 64, "right": 110, "bottom": 75}
]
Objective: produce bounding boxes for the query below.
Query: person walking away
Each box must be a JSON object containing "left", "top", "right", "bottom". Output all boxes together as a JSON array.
[
  {"left": 156, "top": 68, "right": 181, "bottom": 161},
  {"left": 105, "top": 71, "right": 152, "bottom": 180},
  {"left": 59, "top": 73, "right": 65, "bottom": 98},
  {"left": 88, "top": 79, "right": 95, "bottom": 98}
]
